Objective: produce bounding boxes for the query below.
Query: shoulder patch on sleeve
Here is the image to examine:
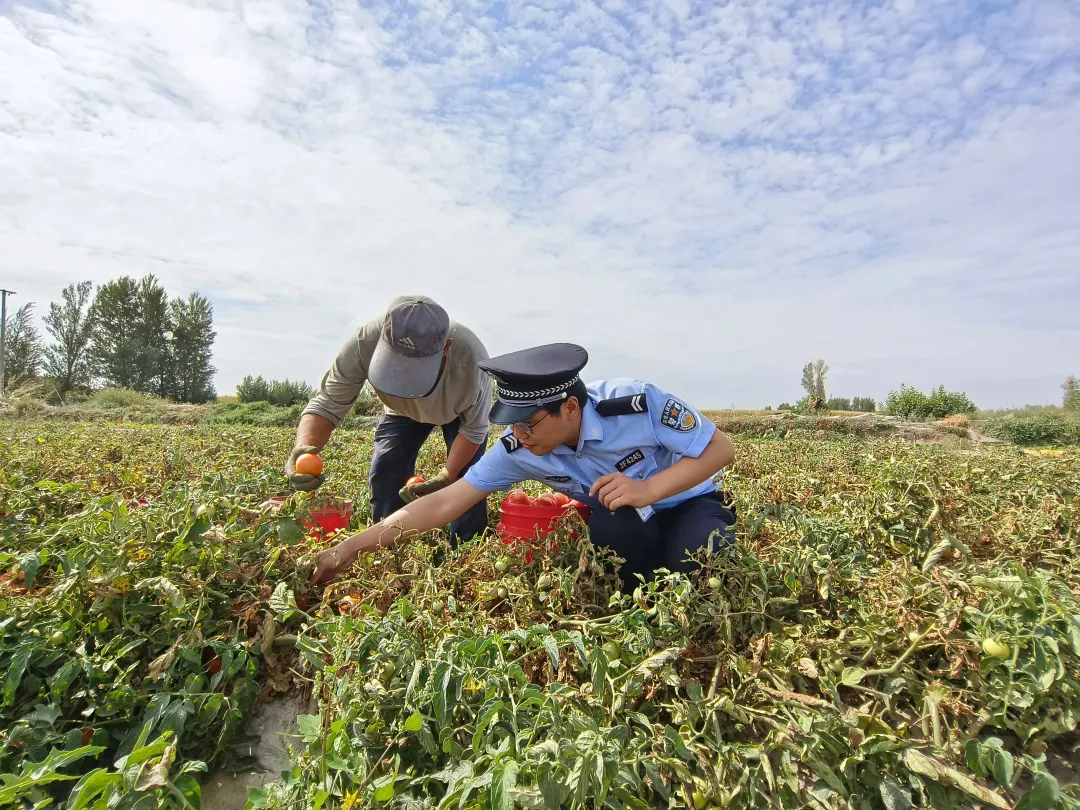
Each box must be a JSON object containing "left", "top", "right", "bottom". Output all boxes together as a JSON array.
[
  {"left": 660, "top": 398, "right": 697, "bottom": 432},
  {"left": 501, "top": 434, "right": 522, "bottom": 453},
  {"left": 595, "top": 393, "right": 648, "bottom": 417}
]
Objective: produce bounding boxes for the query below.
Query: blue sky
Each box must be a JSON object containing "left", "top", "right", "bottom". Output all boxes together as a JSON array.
[{"left": 1, "top": 0, "right": 1077, "bottom": 408}]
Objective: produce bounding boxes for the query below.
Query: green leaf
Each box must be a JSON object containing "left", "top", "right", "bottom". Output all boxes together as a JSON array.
[
  {"left": 806, "top": 758, "right": 847, "bottom": 797},
  {"left": 3, "top": 647, "right": 32, "bottom": 706},
  {"left": 246, "top": 786, "right": 269, "bottom": 809},
  {"left": 268, "top": 582, "right": 296, "bottom": 617},
  {"left": 1027, "top": 772, "right": 1060, "bottom": 809},
  {"left": 173, "top": 774, "right": 201, "bottom": 809},
  {"left": 50, "top": 658, "right": 81, "bottom": 699},
  {"left": 541, "top": 634, "right": 560, "bottom": 670},
  {"left": 879, "top": 777, "right": 912, "bottom": 810},
  {"left": 840, "top": 667, "right": 867, "bottom": 686},
  {"left": 404, "top": 710, "right": 423, "bottom": 733},
  {"left": 18, "top": 552, "right": 42, "bottom": 589},
  {"left": 66, "top": 769, "right": 123, "bottom": 810},
  {"left": 374, "top": 783, "right": 395, "bottom": 803},
  {"left": 991, "top": 750, "right": 1014, "bottom": 788},
  {"left": 297, "top": 714, "right": 321, "bottom": 743},
  {"left": 311, "top": 789, "right": 330, "bottom": 810},
  {"left": 277, "top": 516, "right": 304, "bottom": 545},
  {"left": 491, "top": 759, "right": 520, "bottom": 810},
  {"left": 963, "top": 739, "right": 985, "bottom": 777}
]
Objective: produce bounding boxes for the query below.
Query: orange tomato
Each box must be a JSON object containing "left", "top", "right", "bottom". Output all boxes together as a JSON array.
[
  {"left": 294, "top": 453, "right": 323, "bottom": 476},
  {"left": 505, "top": 490, "right": 532, "bottom": 505},
  {"left": 551, "top": 492, "right": 571, "bottom": 506},
  {"left": 533, "top": 494, "right": 558, "bottom": 507},
  {"left": 405, "top": 475, "right": 425, "bottom": 487}
]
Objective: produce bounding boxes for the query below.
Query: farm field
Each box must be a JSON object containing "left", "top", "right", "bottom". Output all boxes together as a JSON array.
[{"left": 1, "top": 420, "right": 1078, "bottom": 810}]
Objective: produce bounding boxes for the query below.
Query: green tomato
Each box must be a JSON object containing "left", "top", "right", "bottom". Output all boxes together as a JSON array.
[
  {"left": 602, "top": 641, "right": 622, "bottom": 662},
  {"left": 494, "top": 558, "right": 509, "bottom": 573},
  {"left": 536, "top": 574, "right": 554, "bottom": 590},
  {"left": 708, "top": 577, "right": 722, "bottom": 591},
  {"left": 48, "top": 631, "right": 66, "bottom": 646},
  {"left": 380, "top": 661, "right": 396, "bottom": 681},
  {"left": 497, "top": 587, "right": 509, "bottom": 599},
  {"left": 431, "top": 600, "right": 444, "bottom": 612},
  {"left": 693, "top": 792, "right": 709, "bottom": 810},
  {"left": 982, "top": 638, "right": 1011, "bottom": 659}
]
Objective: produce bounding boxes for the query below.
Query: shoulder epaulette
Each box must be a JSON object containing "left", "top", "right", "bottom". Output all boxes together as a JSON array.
[
  {"left": 501, "top": 434, "right": 522, "bottom": 453},
  {"left": 595, "top": 393, "right": 648, "bottom": 417}
]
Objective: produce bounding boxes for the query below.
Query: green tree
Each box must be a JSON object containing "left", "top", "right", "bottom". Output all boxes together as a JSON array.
[
  {"left": 135, "top": 274, "right": 174, "bottom": 398},
  {"left": 800, "top": 359, "right": 828, "bottom": 400},
  {"left": 236, "top": 375, "right": 273, "bottom": 403},
  {"left": 44, "top": 281, "right": 95, "bottom": 397},
  {"left": 3, "top": 302, "right": 43, "bottom": 382},
  {"left": 170, "top": 292, "right": 216, "bottom": 403},
  {"left": 851, "top": 396, "right": 877, "bottom": 412},
  {"left": 825, "top": 396, "right": 852, "bottom": 411},
  {"left": 89, "top": 276, "right": 142, "bottom": 389},
  {"left": 1063, "top": 376, "right": 1079, "bottom": 411}
]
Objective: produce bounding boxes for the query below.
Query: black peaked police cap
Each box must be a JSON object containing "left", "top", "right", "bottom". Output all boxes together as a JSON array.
[{"left": 479, "top": 343, "right": 589, "bottom": 425}]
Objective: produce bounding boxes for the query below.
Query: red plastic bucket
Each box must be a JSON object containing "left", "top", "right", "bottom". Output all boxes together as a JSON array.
[
  {"left": 267, "top": 496, "right": 354, "bottom": 538},
  {"left": 497, "top": 500, "right": 590, "bottom": 562}
]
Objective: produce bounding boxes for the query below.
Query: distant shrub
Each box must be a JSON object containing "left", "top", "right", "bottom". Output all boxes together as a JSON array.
[
  {"left": 268, "top": 379, "right": 314, "bottom": 407},
  {"left": 985, "top": 414, "right": 1080, "bottom": 447},
  {"left": 777, "top": 402, "right": 794, "bottom": 412},
  {"left": 203, "top": 401, "right": 302, "bottom": 427},
  {"left": 90, "top": 387, "right": 164, "bottom": 409},
  {"left": 236, "top": 375, "right": 314, "bottom": 407},
  {"left": 885, "top": 385, "right": 976, "bottom": 420}
]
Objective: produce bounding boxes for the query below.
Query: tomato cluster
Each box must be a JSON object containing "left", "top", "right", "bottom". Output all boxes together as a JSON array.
[{"left": 504, "top": 489, "right": 582, "bottom": 509}]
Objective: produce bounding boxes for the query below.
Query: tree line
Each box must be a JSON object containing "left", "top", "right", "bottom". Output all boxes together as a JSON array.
[{"left": 3, "top": 275, "right": 216, "bottom": 403}]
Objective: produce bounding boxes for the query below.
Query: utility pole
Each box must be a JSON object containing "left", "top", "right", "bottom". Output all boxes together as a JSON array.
[{"left": 0, "top": 288, "right": 14, "bottom": 396}]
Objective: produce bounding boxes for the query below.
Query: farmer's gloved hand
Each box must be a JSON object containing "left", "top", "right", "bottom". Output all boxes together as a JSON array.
[
  {"left": 399, "top": 468, "right": 452, "bottom": 504},
  {"left": 285, "top": 445, "right": 325, "bottom": 492}
]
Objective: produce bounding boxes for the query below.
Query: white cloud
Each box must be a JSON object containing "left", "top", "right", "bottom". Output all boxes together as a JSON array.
[{"left": 1, "top": 0, "right": 1077, "bottom": 409}]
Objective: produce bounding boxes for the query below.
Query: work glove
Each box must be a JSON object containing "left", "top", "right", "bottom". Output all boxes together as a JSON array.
[
  {"left": 285, "top": 445, "right": 325, "bottom": 492},
  {"left": 399, "top": 468, "right": 452, "bottom": 504}
]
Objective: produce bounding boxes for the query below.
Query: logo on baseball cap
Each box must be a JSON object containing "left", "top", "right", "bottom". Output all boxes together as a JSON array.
[{"left": 368, "top": 295, "right": 451, "bottom": 398}]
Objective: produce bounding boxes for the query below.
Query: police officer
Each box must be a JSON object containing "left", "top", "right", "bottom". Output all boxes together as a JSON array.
[
  {"left": 287, "top": 295, "right": 491, "bottom": 544},
  {"left": 310, "top": 342, "right": 736, "bottom": 584}
]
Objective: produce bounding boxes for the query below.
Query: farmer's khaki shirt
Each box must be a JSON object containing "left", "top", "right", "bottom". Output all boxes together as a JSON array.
[{"left": 301, "top": 318, "right": 492, "bottom": 444}]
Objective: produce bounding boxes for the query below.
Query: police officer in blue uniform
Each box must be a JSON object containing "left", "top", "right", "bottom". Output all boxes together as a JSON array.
[{"left": 311, "top": 343, "right": 737, "bottom": 585}]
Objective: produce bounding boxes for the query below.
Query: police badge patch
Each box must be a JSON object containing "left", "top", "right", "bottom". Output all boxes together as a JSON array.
[{"left": 660, "top": 398, "right": 697, "bottom": 432}]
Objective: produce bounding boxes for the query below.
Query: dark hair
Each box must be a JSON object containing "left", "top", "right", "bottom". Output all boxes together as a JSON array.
[{"left": 540, "top": 379, "right": 588, "bottom": 416}]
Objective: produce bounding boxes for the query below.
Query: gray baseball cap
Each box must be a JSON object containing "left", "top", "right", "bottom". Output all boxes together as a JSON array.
[{"left": 368, "top": 295, "right": 451, "bottom": 398}]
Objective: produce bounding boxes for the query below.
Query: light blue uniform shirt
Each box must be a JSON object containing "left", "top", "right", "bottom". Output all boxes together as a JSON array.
[{"left": 464, "top": 379, "right": 719, "bottom": 520}]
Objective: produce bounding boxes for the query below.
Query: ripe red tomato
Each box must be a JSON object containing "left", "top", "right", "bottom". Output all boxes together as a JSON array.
[
  {"left": 405, "top": 475, "right": 425, "bottom": 487},
  {"left": 533, "top": 494, "right": 558, "bottom": 507},
  {"left": 206, "top": 656, "right": 223, "bottom": 675},
  {"left": 551, "top": 492, "right": 571, "bottom": 506},
  {"left": 505, "top": 490, "right": 532, "bottom": 505}
]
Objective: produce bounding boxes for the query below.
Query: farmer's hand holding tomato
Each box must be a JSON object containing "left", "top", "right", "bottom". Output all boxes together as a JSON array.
[
  {"left": 398, "top": 469, "right": 452, "bottom": 504},
  {"left": 589, "top": 471, "right": 654, "bottom": 510},
  {"left": 286, "top": 445, "right": 325, "bottom": 492}
]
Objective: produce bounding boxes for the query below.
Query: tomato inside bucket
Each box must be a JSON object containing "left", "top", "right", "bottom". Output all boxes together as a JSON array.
[{"left": 497, "top": 499, "right": 590, "bottom": 562}]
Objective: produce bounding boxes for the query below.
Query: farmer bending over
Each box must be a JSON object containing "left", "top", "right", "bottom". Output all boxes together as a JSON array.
[
  {"left": 311, "top": 343, "right": 736, "bottom": 585},
  {"left": 288, "top": 295, "right": 491, "bottom": 545}
]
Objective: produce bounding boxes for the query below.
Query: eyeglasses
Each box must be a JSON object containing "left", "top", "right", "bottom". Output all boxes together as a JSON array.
[{"left": 513, "top": 411, "right": 550, "bottom": 436}]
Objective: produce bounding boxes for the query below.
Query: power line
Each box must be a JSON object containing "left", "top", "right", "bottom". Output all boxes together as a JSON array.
[{"left": 0, "top": 288, "right": 16, "bottom": 396}]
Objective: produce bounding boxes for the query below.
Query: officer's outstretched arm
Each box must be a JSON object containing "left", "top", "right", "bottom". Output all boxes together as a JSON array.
[{"left": 310, "top": 480, "right": 487, "bottom": 583}]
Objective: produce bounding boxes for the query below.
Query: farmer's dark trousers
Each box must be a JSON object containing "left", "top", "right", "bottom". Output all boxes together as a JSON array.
[
  {"left": 368, "top": 413, "right": 488, "bottom": 545},
  {"left": 587, "top": 491, "right": 736, "bottom": 583}
]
